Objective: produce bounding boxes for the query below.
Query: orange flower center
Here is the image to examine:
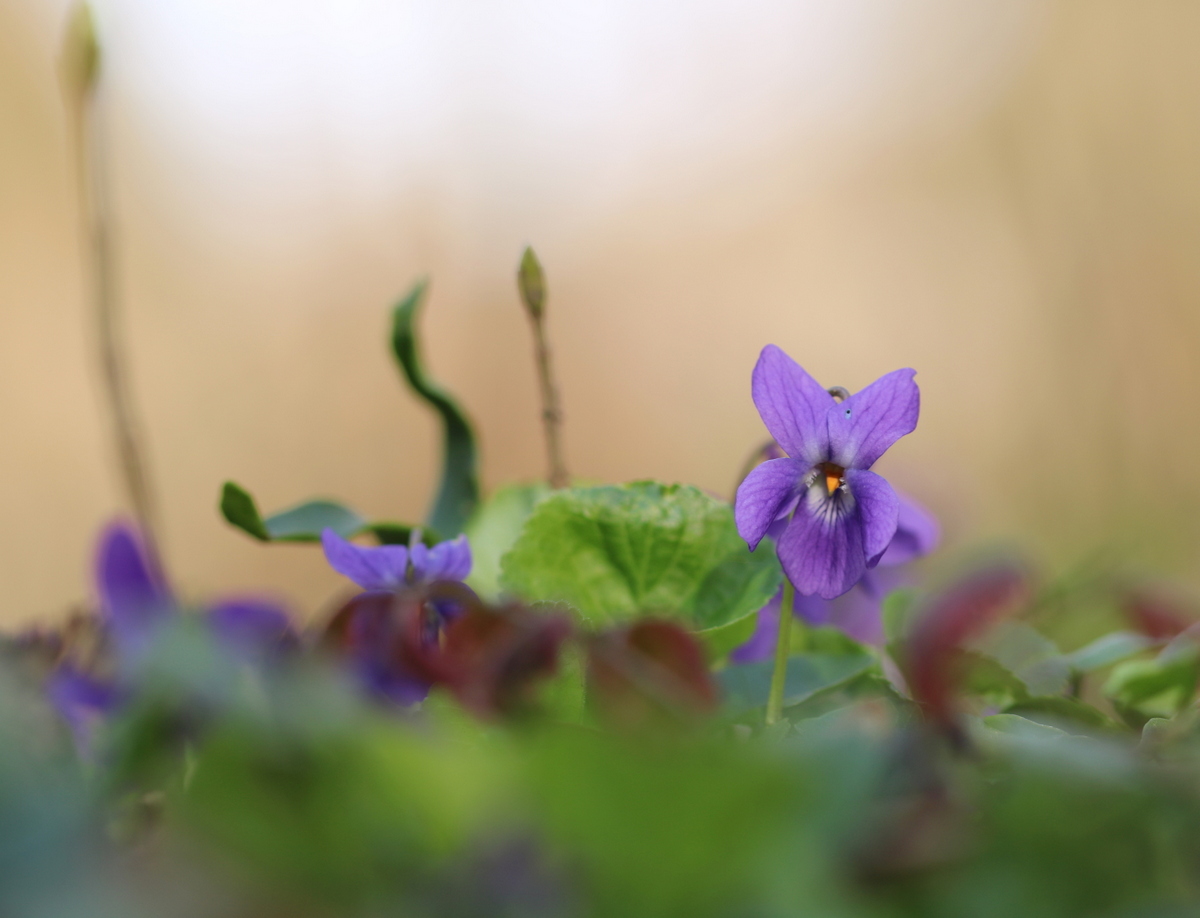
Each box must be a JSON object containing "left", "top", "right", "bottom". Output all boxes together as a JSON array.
[{"left": 819, "top": 462, "right": 845, "bottom": 495}]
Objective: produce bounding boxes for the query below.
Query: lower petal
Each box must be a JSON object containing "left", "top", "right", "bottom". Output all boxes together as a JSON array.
[
  {"left": 777, "top": 494, "right": 866, "bottom": 600},
  {"left": 845, "top": 469, "right": 899, "bottom": 565}
]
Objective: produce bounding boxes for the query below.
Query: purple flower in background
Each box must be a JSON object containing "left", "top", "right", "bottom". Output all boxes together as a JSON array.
[
  {"left": 735, "top": 345, "right": 920, "bottom": 600},
  {"left": 320, "top": 529, "right": 473, "bottom": 706},
  {"left": 49, "top": 519, "right": 294, "bottom": 750},
  {"left": 321, "top": 529, "right": 472, "bottom": 591},
  {"left": 732, "top": 493, "right": 939, "bottom": 660}
]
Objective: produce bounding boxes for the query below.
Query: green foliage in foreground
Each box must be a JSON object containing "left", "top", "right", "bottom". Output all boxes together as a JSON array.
[{"left": 10, "top": 603, "right": 1200, "bottom": 918}]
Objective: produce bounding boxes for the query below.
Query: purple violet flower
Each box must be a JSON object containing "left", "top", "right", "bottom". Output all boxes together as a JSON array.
[
  {"left": 320, "top": 529, "right": 473, "bottom": 707},
  {"left": 732, "top": 493, "right": 939, "bottom": 660},
  {"left": 320, "top": 529, "right": 472, "bottom": 591},
  {"left": 735, "top": 345, "right": 920, "bottom": 600},
  {"left": 49, "top": 520, "right": 294, "bottom": 749}
]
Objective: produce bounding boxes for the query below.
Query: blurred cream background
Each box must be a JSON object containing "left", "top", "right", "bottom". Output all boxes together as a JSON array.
[{"left": 1, "top": 0, "right": 1198, "bottom": 624}]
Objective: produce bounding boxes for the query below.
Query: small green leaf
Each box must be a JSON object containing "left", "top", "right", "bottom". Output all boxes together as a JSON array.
[
  {"left": 264, "top": 500, "right": 365, "bottom": 542},
  {"left": 219, "top": 481, "right": 429, "bottom": 545},
  {"left": 498, "top": 482, "right": 781, "bottom": 632},
  {"left": 220, "top": 481, "right": 270, "bottom": 541},
  {"left": 390, "top": 282, "right": 480, "bottom": 536}
]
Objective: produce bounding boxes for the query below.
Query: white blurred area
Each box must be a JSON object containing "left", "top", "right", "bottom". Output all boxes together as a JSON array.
[{"left": 2, "top": 0, "right": 1199, "bottom": 623}]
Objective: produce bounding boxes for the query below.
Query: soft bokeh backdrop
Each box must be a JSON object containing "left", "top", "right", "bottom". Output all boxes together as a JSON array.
[{"left": 2, "top": 0, "right": 1198, "bottom": 624}]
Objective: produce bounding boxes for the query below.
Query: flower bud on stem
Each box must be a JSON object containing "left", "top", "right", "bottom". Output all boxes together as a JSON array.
[
  {"left": 62, "top": 4, "right": 164, "bottom": 564},
  {"left": 765, "top": 578, "right": 795, "bottom": 725},
  {"left": 518, "top": 247, "right": 569, "bottom": 489}
]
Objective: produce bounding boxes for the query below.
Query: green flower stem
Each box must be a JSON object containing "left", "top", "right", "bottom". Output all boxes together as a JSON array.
[{"left": 765, "top": 579, "right": 795, "bottom": 725}]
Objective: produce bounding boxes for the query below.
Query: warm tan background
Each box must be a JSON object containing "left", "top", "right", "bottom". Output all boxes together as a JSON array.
[{"left": 2, "top": 0, "right": 1198, "bottom": 624}]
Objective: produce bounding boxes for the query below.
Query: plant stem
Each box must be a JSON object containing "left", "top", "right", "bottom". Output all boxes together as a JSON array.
[
  {"left": 518, "top": 247, "right": 568, "bottom": 489},
  {"left": 531, "top": 313, "right": 568, "bottom": 489},
  {"left": 765, "top": 579, "right": 795, "bottom": 726},
  {"left": 64, "top": 6, "right": 164, "bottom": 559}
]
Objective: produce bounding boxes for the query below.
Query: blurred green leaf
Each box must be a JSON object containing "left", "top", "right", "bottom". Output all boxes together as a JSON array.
[
  {"left": 1105, "top": 646, "right": 1200, "bottom": 724},
  {"left": 1004, "top": 696, "right": 1119, "bottom": 733},
  {"left": 220, "top": 481, "right": 429, "bottom": 545},
  {"left": 881, "top": 588, "right": 918, "bottom": 645},
  {"left": 968, "top": 620, "right": 1070, "bottom": 697},
  {"left": 499, "top": 482, "right": 780, "bottom": 631},
  {"left": 465, "top": 482, "right": 551, "bottom": 600},
  {"left": 1068, "top": 631, "right": 1154, "bottom": 673},
  {"left": 718, "top": 653, "right": 876, "bottom": 716},
  {"left": 390, "top": 282, "right": 480, "bottom": 536}
]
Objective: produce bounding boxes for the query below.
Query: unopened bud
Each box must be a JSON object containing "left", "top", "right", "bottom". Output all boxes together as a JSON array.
[
  {"left": 518, "top": 246, "right": 546, "bottom": 320},
  {"left": 60, "top": 4, "right": 101, "bottom": 109}
]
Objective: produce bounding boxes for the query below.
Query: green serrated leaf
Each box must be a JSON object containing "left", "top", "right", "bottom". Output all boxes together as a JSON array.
[
  {"left": 498, "top": 482, "right": 780, "bottom": 632},
  {"left": 390, "top": 282, "right": 480, "bottom": 537}
]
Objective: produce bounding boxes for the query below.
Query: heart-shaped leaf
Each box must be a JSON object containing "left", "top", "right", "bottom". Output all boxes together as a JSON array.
[{"left": 499, "top": 482, "right": 781, "bottom": 633}]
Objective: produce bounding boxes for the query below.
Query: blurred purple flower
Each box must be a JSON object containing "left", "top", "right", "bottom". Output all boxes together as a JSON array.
[
  {"left": 732, "top": 494, "right": 938, "bottom": 659},
  {"left": 48, "top": 519, "right": 294, "bottom": 748},
  {"left": 735, "top": 345, "right": 919, "bottom": 599},
  {"left": 321, "top": 529, "right": 472, "bottom": 591},
  {"left": 320, "top": 530, "right": 473, "bottom": 706}
]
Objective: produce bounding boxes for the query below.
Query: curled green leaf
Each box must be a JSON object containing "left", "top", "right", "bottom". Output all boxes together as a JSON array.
[{"left": 390, "top": 282, "right": 480, "bottom": 536}]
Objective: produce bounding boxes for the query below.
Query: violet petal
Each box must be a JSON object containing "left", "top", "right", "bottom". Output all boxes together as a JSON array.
[
  {"left": 208, "top": 599, "right": 294, "bottom": 657},
  {"left": 409, "top": 535, "right": 473, "bottom": 584},
  {"left": 877, "top": 493, "right": 940, "bottom": 567},
  {"left": 845, "top": 469, "right": 900, "bottom": 566},
  {"left": 735, "top": 457, "right": 804, "bottom": 551},
  {"left": 321, "top": 529, "right": 409, "bottom": 591},
  {"left": 751, "top": 345, "right": 836, "bottom": 465},
  {"left": 827, "top": 368, "right": 919, "bottom": 469},
  {"left": 95, "top": 520, "right": 173, "bottom": 662},
  {"left": 777, "top": 491, "right": 866, "bottom": 600}
]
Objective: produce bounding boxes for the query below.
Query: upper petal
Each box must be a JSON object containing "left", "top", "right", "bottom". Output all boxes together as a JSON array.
[
  {"left": 95, "top": 520, "right": 174, "bottom": 661},
  {"left": 751, "top": 346, "right": 836, "bottom": 464},
  {"left": 321, "top": 529, "right": 409, "bottom": 591},
  {"left": 845, "top": 469, "right": 900, "bottom": 566},
  {"left": 826, "top": 368, "right": 919, "bottom": 469},
  {"left": 776, "top": 492, "right": 866, "bottom": 600},
  {"left": 411, "top": 535, "right": 473, "bottom": 583},
  {"left": 878, "top": 492, "right": 940, "bottom": 567},
  {"left": 734, "top": 457, "right": 805, "bottom": 551}
]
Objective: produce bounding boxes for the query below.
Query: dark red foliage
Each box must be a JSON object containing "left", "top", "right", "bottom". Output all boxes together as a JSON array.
[
  {"left": 903, "top": 565, "right": 1029, "bottom": 726},
  {"left": 323, "top": 583, "right": 572, "bottom": 720},
  {"left": 586, "top": 619, "right": 718, "bottom": 731},
  {"left": 1122, "top": 587, "right": 1197, "bottom": 641},
  {"left": 437, "top": 595, "right": 573, "bottom": 720}
]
